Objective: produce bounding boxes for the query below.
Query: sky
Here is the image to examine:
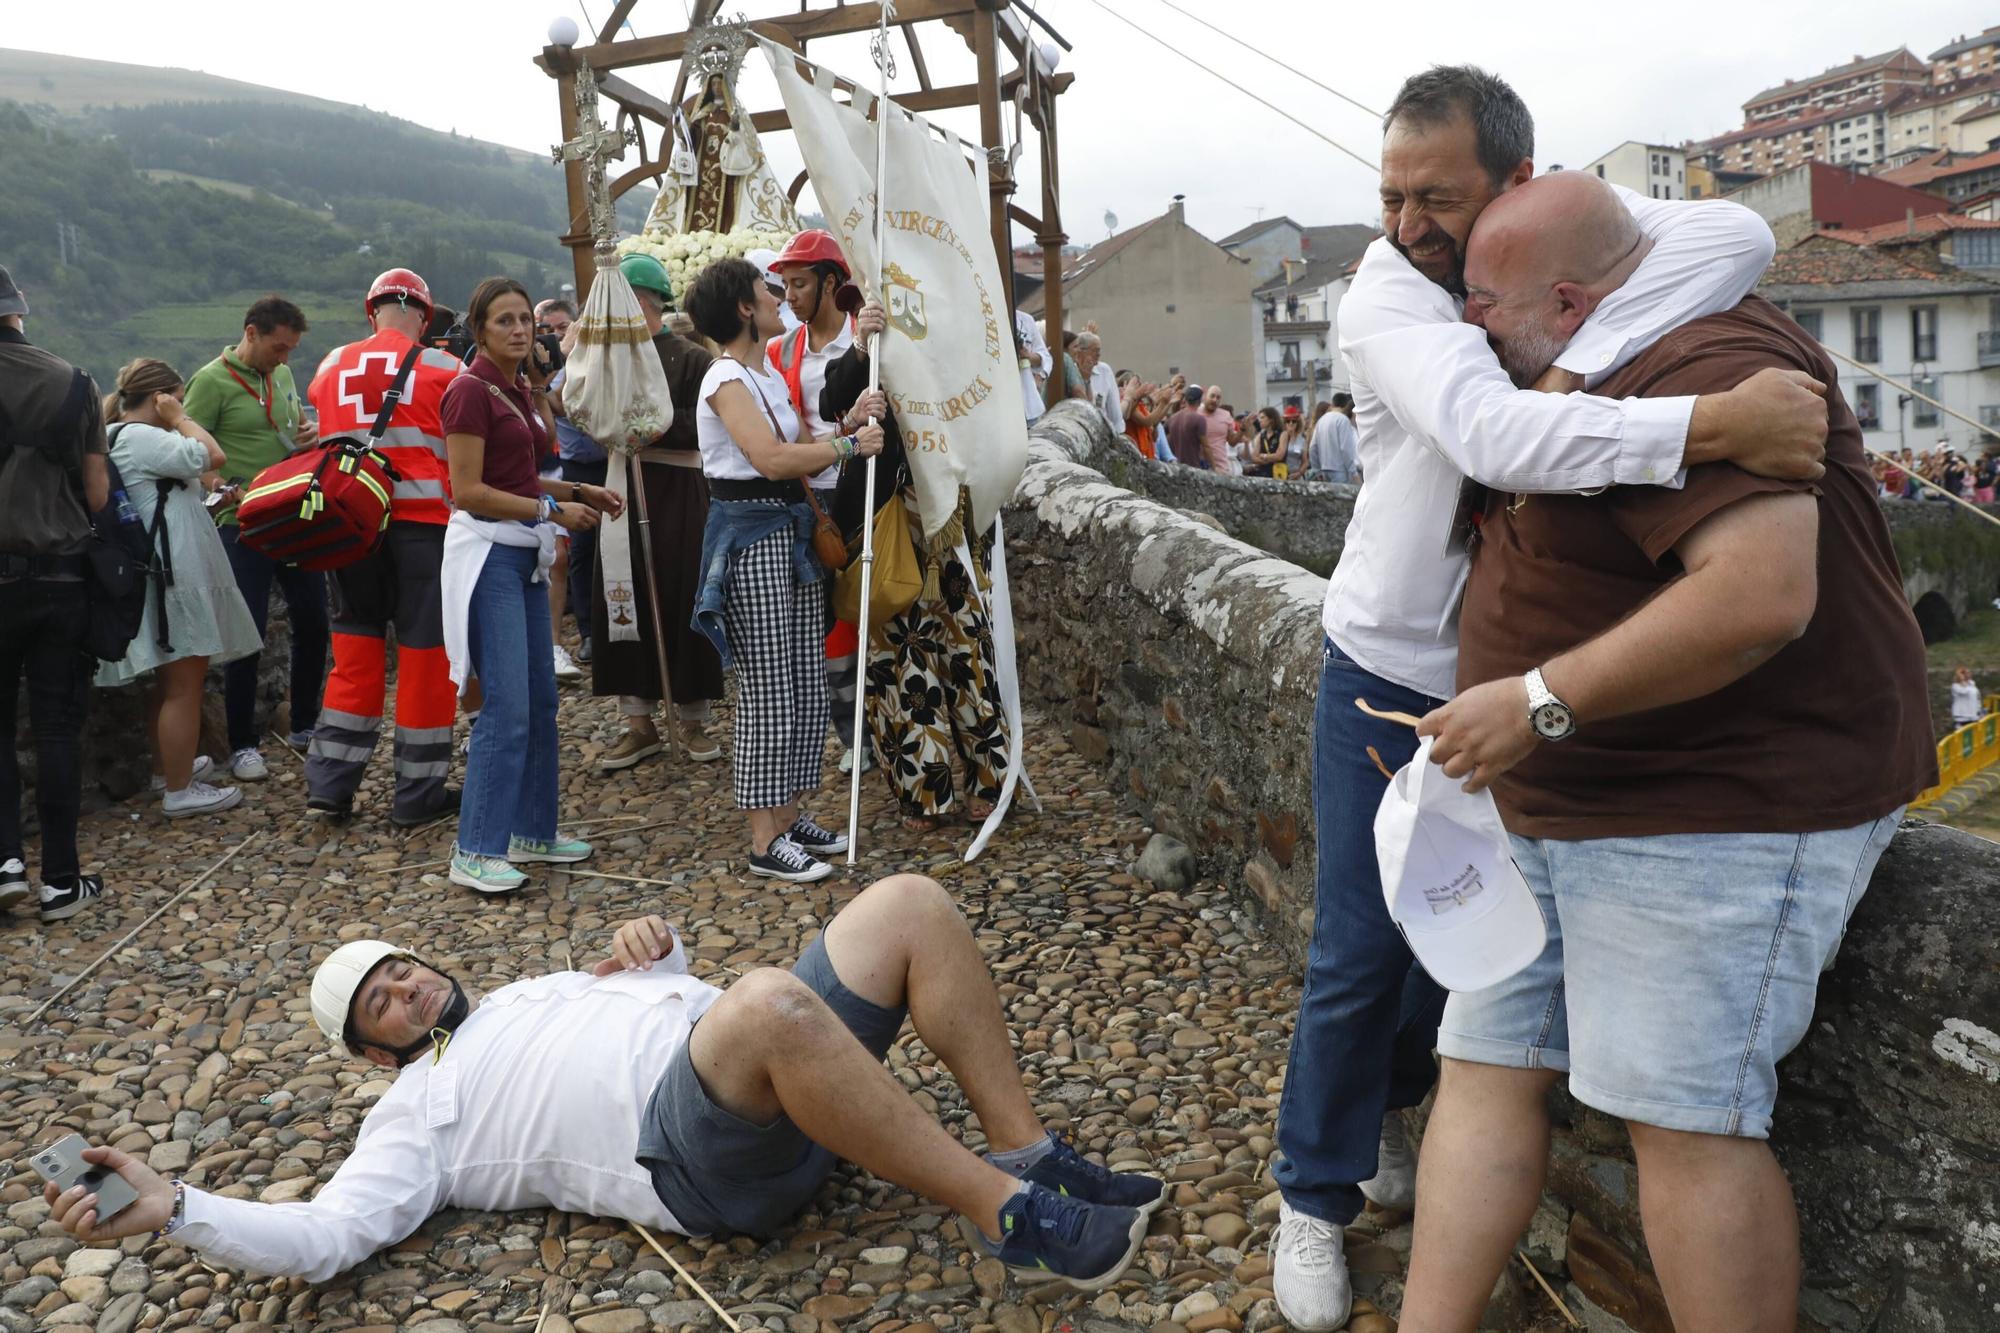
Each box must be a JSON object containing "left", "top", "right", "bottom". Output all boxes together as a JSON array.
[{"left": 9, "top": 1, "right": 1999, "bottom": 249}]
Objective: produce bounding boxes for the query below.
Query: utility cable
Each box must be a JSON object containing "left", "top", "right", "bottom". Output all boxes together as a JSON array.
[
  {"left": 1144, "top": 0, "right": 1383, "bottom": 121},
  {"left": 1075, "top": 0, "right": 1378, "bottom": 174},
  {"left": 1821, "top": 344, "right": 2000, "bottom": 529}
]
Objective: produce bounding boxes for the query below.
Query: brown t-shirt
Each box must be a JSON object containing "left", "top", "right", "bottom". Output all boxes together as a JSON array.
[
  {"left": 1456, "top": 295, "right": 1935, "bottom": 838},
  {"left": 0, "top": 329, "right": 107, "bottom": 557}
]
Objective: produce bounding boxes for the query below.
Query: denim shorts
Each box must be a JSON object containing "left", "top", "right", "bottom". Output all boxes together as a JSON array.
[
  {"left": 1436, "top": 811, "right": 1901, "bottom": 1138},
  {"left": 639, "top": 934, "right": 908, "bottom": 1236}
]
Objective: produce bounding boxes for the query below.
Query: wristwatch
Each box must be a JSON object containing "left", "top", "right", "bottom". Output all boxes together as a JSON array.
[{"left": 1524, "top": 667, "right": 1576, "bottom": 742}]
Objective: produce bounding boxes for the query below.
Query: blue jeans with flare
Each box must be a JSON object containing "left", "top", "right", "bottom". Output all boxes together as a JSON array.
[{"left": 457, "top": 544, "right": 558, "bottom": 857}]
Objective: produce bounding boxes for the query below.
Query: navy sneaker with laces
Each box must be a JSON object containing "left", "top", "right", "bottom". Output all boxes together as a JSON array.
[
  {"left": 1018, "top": 1132, "right": 1171, "bottom": 1214},
  {"left": 965, "top": 1182, "right": 1147, "bottom": 1291}
]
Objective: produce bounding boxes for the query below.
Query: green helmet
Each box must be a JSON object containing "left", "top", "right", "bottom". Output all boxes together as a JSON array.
[{"left": 619, "top": 253, "right": 673, "bottom": 303}]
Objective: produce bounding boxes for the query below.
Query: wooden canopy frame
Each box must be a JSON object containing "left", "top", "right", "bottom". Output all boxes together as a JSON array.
[{"left": 539, "top": 0, "right": 1072, "bottom": 399}]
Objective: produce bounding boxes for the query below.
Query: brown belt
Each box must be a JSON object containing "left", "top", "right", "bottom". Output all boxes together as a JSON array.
[{"left": 637, "top": 447, "right": 702, "bottom": 468}]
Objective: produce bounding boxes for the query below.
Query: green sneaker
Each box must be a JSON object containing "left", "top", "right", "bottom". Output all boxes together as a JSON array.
[
  {"left": 507, "top": 835, "right": 593, "bottom": 865},
  {"left": 450, "top": 849, "right": 528, "bottom": 895}
]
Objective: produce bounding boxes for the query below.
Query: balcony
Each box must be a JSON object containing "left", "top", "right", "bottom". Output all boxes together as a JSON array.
[
  {"left": 1263, "top": 318, "right": 1330, "bottom": 336},
  {"left": 1266, "top": 363, "right": 1333, "bottom": 386},
  {"left": 1981, "top": 405, "right": 2000, "bottom": 429},
  {"left": 1979, "top": 330, "right": 2000, "bottom": 367}
]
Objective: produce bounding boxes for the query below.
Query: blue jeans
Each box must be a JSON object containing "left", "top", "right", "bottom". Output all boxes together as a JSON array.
[
  {"left": 1440, "top": 812, "right": 1900, "bottom": 1139},
  {"left": 1272, "top": 637, "right": 1449, "bottom": 1225},
  {"left": 560, "top": 456, "right": 606, "bottom": 642},
  {"left": 220, "top": 527, "right": 329, "bottom": 750},
  {"left": 458, "top": 544, "right": 558, "bottom": 856}
]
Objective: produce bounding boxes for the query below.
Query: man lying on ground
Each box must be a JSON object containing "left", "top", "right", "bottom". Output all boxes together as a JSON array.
[
  {"left": 1401, "top": 171, "right": 1933, "bottom": 1333},
  {"left": 43, "top": 875, "right": 1167, "bottom": 1290}
]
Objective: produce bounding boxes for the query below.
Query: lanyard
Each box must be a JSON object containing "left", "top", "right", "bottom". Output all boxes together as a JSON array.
[{"left": 222, "top": 360, "right": 278, "bottom": 433}]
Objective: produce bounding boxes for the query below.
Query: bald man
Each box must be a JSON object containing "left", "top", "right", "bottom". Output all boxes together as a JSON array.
[{"left": 1397, "top": 172, "right": 1934, "bottom": 1333}]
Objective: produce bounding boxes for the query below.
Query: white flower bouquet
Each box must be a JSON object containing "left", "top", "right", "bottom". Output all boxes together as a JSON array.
[{"left": 615, "top": 227, "right": 793, "bottom": 301}]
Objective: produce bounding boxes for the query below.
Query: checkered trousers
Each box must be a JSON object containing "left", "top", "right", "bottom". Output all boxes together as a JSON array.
[{"left": 721, "top": 524, "right": 830, "bottom": 809}]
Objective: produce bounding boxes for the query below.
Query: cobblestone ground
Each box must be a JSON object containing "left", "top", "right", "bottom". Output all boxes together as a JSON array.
[{"left": 0, "top": 683, "right": 1420, "bottom": 1333}]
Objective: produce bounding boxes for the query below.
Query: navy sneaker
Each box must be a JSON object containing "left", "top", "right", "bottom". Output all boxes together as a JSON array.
[
  {"left": 788, "top": 814, "right": 847, "bottom": 856},
  {"left": 1018, "top": 1132, "right": 1171, "bottom": 1214},
  {"left": 965, "top": 1182, "right": 1147, "bottom": 1291}
]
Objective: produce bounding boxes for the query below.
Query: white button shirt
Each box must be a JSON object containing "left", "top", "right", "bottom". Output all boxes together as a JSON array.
[
  {"left": 1087, "top": 361, "right": 1121, "bottom": 434},
  {"left": 765, "top": 321, "right": 851, "bottom": 488},
  {"left": 178, "top": 943, "right": 720, "bottom": 1282},
  {"left": 1324, "top": 187, "right": 1777, "bottom": 700}
]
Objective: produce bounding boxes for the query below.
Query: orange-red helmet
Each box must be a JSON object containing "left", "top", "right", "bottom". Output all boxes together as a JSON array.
[
  {"left": 771, "top": 229, "right": 849, "bottom": 277},
  {"left": 365, "top": 268, "right": 433, "bottom": 322}
]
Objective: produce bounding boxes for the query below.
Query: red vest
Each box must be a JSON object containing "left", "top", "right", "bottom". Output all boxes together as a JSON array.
[{"left": 308, "top": 329, "right": 463, "bottom": 525}]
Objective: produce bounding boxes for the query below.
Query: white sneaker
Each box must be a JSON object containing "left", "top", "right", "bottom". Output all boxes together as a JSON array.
[
  {"left": 1358, "top": 1112, "right": 1417, "bottom": 1212},
  {"left": 150, "top": 755, "right": 214, "bottom": 793},
  {"left": 0, "top": 858, "right": 30, "bottom": 911},
  {"left": 1273, "top": 1198, "right": 1353, "bottom": 1332},
  {"left": 553, "top": 644, "right": 582, "bottom": 681},
  {"left": 229, "top": 748, "right": 268, "bottom": 782},
  {"left": 163, "top": 781, "right": 244, "bottom": 818}
]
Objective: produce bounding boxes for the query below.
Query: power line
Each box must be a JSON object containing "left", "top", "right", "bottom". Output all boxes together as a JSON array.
[
  {"left": 1144, "top": 0, "right": 1383, "bottom": 122},
  {"left": 1075, "top": 0, "right": 1378, "bottom": 174}
]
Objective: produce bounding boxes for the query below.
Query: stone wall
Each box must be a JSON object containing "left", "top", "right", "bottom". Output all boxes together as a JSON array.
[
  {"left": 1880, "top": 496, "right": 2000, "bottom": 639},
  {"left": 1005, "top": 401, "right": 2000, "bottom": 1332},
  {"left": 1052, "top": 413, "right": 1355, "bottom": 577}
]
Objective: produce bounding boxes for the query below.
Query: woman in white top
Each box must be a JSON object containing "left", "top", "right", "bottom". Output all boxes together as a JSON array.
[
  {"left": 1950, "top": 665, "right": 1983, "bottom": 729},
  {"left": 683, "top": 257, "right": 883, "bottom": 884},
  {"left": 96, "top": 358, "right": 262, "bottom": 818}
]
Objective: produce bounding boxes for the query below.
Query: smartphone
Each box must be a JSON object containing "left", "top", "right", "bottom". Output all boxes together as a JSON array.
[
  {"left": 30, "top": 1134, "right": 139, "bottom": 1222},
  {"left": 204, "top": 490, "right": 230, "bottom": 510}
]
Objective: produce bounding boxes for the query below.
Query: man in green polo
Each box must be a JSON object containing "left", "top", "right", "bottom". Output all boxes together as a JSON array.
[{"left": 183, "top": 295, "right": 330, "bottom": 787}]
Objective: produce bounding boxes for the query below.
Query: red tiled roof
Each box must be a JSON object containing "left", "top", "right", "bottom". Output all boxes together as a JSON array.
[
  {"left": 1746, "top": 47, "right": 1920, "bottom": 110},
  {"left": 1880, "top": 145, "right": 2000, "bottom": 187},
  {"left": 1762, "top": 236, "right": 1966, "bottom": 287},
  {"left": 1819, "top": 212, "right": 2000, "bottom": 245}
]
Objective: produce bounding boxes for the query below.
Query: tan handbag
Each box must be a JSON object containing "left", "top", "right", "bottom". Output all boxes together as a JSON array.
[
  {"left": 834, "top": 491, "right": 924, "bottom": 625},
  {"left": 732, "top": 358, "right": 849, "bottom": 571}
]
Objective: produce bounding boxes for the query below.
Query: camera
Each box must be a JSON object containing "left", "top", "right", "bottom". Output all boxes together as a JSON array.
[{"left": 534, "top": 330, "right": 566, "bottom": 375}]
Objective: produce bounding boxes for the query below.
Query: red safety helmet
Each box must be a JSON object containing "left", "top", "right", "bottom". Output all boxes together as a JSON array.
[
  {"left": 771, "top": 229, "right": 850, "bottom": 277},
  {"left": 365, "top": 268, "right": 434, "bottom": 322}
]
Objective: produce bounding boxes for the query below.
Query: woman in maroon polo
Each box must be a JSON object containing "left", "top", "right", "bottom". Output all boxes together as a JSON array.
[{"left": 438, "top": 277, "right": 622, "bottom": 895}]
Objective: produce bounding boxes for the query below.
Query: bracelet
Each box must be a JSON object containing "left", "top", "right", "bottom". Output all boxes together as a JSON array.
[
  {"left": 832, "top": 434, "right": 857, "bottom": 461},
  {"left": 154, "top": 1179, "right": 187, "bottom": 1239},
  {"left": 539, "top": 494, "right": 560, "bottom": 523}
]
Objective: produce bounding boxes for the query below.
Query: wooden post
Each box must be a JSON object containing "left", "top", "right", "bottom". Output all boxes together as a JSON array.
[
  {"left": 973, "top": 3, "right": 1015, "bottom": 315},
  {"left": 1038, "top": 80, "right": 1066, "bottom": 408},
  {"left": 550, "top": 49, "right": 597, "bottom": 302}
]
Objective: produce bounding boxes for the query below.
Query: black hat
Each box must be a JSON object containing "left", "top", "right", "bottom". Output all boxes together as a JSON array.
[{"left": 0, "top": 266, "right": 26, "bottom": 319}]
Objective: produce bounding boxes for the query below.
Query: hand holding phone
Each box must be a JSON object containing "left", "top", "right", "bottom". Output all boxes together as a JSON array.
[{"left": 34, "top": 1128, "right": 161, "bottom": 1232}]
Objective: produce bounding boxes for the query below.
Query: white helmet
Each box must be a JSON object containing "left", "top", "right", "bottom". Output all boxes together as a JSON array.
[{"left": 311, "top": 940, "right": 415, "bottom": 1047}]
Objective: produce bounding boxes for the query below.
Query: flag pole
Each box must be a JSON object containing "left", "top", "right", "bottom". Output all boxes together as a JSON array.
[{"left": 846, "top": 0, "right": 894, "bottom": 865}]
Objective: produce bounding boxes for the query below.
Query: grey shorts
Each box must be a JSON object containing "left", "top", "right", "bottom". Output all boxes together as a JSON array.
[{"left": 638, "top": 933, "right": 908, "bottom": 1236}]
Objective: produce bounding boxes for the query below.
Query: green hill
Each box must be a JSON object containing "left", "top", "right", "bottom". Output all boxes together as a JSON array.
[{"left": 0, "top": 48, "right": 655, "bottom": 385}]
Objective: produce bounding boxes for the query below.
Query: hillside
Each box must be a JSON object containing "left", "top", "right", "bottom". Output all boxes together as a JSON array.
[{"left": 0, "top": 48, "right": 654, "bottom": 384}]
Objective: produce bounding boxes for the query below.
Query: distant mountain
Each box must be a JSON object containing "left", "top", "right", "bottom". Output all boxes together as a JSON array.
[{"left": 0, "top": 47, "right": 654, "bottom": 384}]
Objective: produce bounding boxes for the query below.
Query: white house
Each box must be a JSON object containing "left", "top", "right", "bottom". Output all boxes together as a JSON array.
[
  {"left": 1254, "top": 256, "right": 1359, "bottom": 411},
  {"left": 1759, "top": 235, "right": 2000, "bottom": 454},
  {"left": 1579, "top": 142, "right": 1687, "bottom": 199}
]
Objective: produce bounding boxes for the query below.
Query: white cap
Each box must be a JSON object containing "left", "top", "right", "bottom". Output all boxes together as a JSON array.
[
  {"left": 310, "top": 940, "right": 414, "bottom": 1047},
  {"left": 1374, "top": 736, "right": 1547, "bottom": 992},
  {"left": 745, "top": 248, "right": 784, "bottom": 289}
]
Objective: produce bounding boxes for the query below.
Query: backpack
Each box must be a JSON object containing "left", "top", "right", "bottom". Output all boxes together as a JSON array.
[{"left": 87, "top": 423, "right": 177, "bottom": 659}]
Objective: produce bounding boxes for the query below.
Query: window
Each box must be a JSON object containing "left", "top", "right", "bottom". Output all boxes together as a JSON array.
[
  {"left": 1913, "top": 375, "right": 1940, "bottom": 427},
  {"left": 1852, "top": 306, "right": 1882, "bottom": 361},
  {"left": 1958, "top": 231, "right": 2000, "bottom": 268},
  {"left": 1855, "top": 382, "right": 1881, "bottom": 428},
  {"left": 1912, "top": 305, "right": 1939, "bottom": 361},
  {"left": 1595, "top": 164, "right": 1605, "bottom": 178},
  {"left": 1793, "top": 306, "right": 1823, "bottom": 340}
]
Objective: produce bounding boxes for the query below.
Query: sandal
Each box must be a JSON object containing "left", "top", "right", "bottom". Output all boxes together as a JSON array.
[
  {"left": 964, "top": 801, "right": 995, "bottom": 823},
  {"left": 903, "top": 813, "right": 943, "bottom": 831}
]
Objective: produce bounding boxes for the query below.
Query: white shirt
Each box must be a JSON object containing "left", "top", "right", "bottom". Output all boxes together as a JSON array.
[
  {"left": 1087, "top": 362, "right": 1121, "bottom": 433},
  {"left": 1310, "top": 410, "right": 1361, "bottom": 483},
  {"left": 1016, "top": 310, "right": 1051, "bottom": 425},
  {"left": 696, "top": 357, "right": 807, "bottom": 484},
  {"left": 178, "top": 954, "right": 721, "bottom": 1281},
  {"left": 767, "top": 321, "right": 855, "bottom": 442},
  {"left": 1324, "top": 187, "right": 1777, "bottom": 700},
  {"left": 1951, "top": 679, "right": 1982, "bottom": 724}
]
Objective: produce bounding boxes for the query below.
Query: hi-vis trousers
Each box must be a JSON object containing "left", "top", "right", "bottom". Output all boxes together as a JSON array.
[{"left": 305, "top": 522, "right": 455, "bottom": 820}]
